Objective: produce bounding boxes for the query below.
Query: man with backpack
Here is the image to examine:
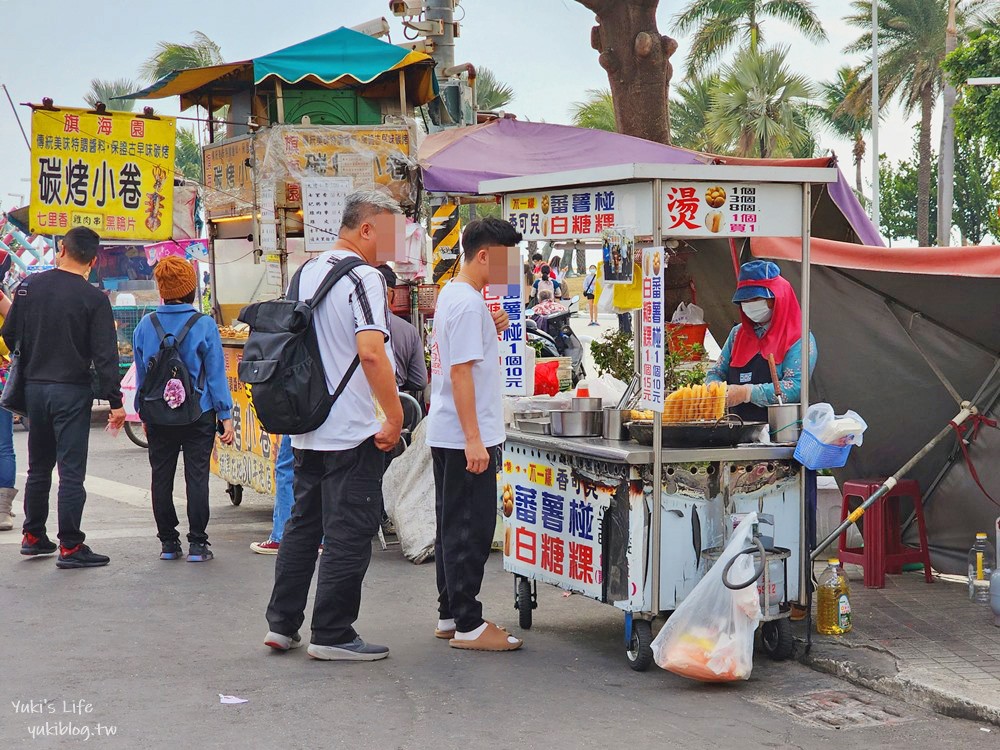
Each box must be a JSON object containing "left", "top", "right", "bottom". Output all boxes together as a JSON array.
[
  {"left": 253, "top": 190, "right": 403, "bottom": 662},
  {"left": 133, "top": 257, "right": 234, "bottom": 562}
]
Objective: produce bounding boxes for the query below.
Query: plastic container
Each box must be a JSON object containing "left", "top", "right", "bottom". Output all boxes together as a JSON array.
[
  {"left": 816, "top": 558, "right": 852, "bottom": 635},
  {"left": 793, "top": 429, "right": 853, "bottom": 470},
  {"left": 666, "top": 323, "right": 709, "bottom": 360},
  {"left": 968, "top": 533, "right": 995, "bottom": 604},
  {"left": 990, "top": 569, "right": 1000, "bottom": 626}
]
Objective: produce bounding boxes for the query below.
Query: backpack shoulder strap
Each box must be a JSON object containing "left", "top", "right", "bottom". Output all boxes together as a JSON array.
[
  {"left": 150, "top": 313, "right": 167, "bottom": 340},
  {"left": 307, "top": 256, "right": 367, "bottom": 310},
  {"left": 286, "top": 259, "right": 314, "bottom": 302},
  {"left": 173, "top": 312, "right": 205, "bottom": 347}
]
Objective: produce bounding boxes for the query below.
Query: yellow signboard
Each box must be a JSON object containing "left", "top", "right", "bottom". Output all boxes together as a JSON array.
[
  {"left": 202, "top": 136, "right": 254, "bottom": 219},
  {"left": 210, "top": 344, "right": 281, "bottom": 495},
  {"left": 29, "top": 106, "right": 176, "bottom": 241}
]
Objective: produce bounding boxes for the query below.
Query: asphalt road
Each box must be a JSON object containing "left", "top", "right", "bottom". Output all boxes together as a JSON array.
[{"left": 0, "top": 427, "right": 992, "bottom": 749}]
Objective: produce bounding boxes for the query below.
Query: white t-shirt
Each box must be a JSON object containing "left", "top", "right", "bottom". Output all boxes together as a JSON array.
[
  {"left": 290, "top": 250, "right": 394, "bottom": 452},
  {"left": 427, "top": 280, "right": 505, "bottom": 450}
]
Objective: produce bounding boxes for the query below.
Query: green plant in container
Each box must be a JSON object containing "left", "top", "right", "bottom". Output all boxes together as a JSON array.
[{"left": 590, "top": 330, "right": 709, "bottom": 391}]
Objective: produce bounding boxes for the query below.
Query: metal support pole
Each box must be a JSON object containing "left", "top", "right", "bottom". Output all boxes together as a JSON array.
[
  {"left": 398, "top": 69, "right": 408, "bottom": 117},
  {"left": 650, "top": 179, "right": 663, "bottom": 615},
  {"left": 870, "top": 2, "right": 880, "bottom": 229},
  {"left": 275, "top": 81, "right": 286, "bottom": 125},
  {"left": 425, "top": 0, "right": 456, "bottom": 71},
  {"left": 799, "top": 183, "right": 812, "bottom": 606}
]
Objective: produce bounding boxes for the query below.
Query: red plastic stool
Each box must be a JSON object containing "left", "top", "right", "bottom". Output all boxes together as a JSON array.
[{"left": 838, "top": 478, "right": 933, "bottom": 589}]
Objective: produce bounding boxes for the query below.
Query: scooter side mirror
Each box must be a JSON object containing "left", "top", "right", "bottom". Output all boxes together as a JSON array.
[{"left": 525, "top": 318, "right": 538, "bottom": 332}]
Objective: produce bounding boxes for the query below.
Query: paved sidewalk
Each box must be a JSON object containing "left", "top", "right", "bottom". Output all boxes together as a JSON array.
[{"left": 802, "top": 565, "right": 1000, "bottom": 726}]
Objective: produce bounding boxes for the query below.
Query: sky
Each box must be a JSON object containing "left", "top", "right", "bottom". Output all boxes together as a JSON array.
[{"left": 0, "top": 0, "right": 927, "bottom": 214}]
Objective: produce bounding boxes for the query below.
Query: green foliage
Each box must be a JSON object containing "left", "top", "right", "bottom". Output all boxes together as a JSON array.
[
  {"left": 475, "top": 67, "right": 515, "bottom": 111},
  {"left": 139, "top": 31, "right": 224, "bottom": 82},
  {"left": 707, "top": 46, "right": 815, "bottom": 158},
  {"left": 589, "top": 330, "right": 634, "bottom": 383},
  {"left": 671, "top": 0, "right": 828, "bottom": 76},
  {"left": 174, "top": 126, "right": 203, "bottom": 182},
  {"left": 589, "top": 330, "right": 708, "bottom": 389},
  {"left": 953, "top": 136, "right": 1000, "bottom": 245},
  {"left": 878, "top": 147, "right": 938, "bottom": 244},
  {"left": 670, "top": 75, "right": 720, "bottom": 152},
  {"left": 84, "top": 78, "right": 139, "bottom": 112},
  {"left": 944, "top": 25, "right": 1000, "bottom": 159},
  {"left": 570, "top": 89, "right": 616, "bottom": 132}
]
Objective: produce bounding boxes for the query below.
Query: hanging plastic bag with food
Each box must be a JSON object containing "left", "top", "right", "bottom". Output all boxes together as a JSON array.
[{"left": 651, "top": 513, "right": 763, "bottom": 682}]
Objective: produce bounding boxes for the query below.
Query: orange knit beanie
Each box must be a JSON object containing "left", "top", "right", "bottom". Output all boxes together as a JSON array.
[{"left": 154, "top": 256, "right": 197, "bottom": 301}]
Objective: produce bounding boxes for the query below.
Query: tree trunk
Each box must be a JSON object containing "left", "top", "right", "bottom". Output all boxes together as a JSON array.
[
  {"left": 917, "top": 85, "right": 934, "bottom": 247},
  {"left": 853, "top": 134, "right": 865, "bottom": 195},
  {"left": 937, "top": 2, "right": 958, "bottom": 246},
  {"left": 578, "top": 0, "right": 676, "bottom": 144},
  {"left": 575, "top": 242, "right": 586, "bottom": 275}
]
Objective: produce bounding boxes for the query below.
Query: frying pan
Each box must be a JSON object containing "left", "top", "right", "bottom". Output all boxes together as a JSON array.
[{"left": 627, "top": 417, "right": 765, "bottom": 448}]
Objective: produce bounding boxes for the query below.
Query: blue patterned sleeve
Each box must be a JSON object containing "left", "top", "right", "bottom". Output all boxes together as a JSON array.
[{"left": 749, "top": 333, "right": 818, "bottom": 406}]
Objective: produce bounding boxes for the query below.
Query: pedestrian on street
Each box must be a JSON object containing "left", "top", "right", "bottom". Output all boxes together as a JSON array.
[
  {"left": 427, "top": 217, "right": 524, "bottom": 652},
  {"left": 133, "top": 256, "right": 235, "bottom": 562},
  {"left": 375, "top": 264, "right": 428, "bottom": 400},
  {"left": 1, "top": 226, "right": 125, "bottom": 569},
  {"left": 0, "top": 251, "right": 18, "bottom": 531},
  {"left": 249, "top": 436, "right": 294, "bottom": 555},
  {"left": 583, "top": 264, "right": 599, "bottom": 326},
  {"left": 264, "top": 190, "right": 403, "bottom": 662}
]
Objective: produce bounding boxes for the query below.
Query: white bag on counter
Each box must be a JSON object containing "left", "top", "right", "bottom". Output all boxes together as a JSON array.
[
  {"left": 802, "top": 403, "right": 868, "bottom": 447},
  {"left": 585, "top": 374, "right": 628, "bottom": 405},
  {"left": 671, "top": 301, "right": 705, "bottom": 325}
]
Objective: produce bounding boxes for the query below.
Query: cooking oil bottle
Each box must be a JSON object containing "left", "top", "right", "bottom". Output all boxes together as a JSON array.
[{"left": 816, "top": 558, "right": 852, "bottom": 635}]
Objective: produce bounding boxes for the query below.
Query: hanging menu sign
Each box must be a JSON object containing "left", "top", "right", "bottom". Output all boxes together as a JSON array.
[
  {"left": 639, "top": 247, "right": 666, "bottom": 411},
  {"left": 662, "top": 182, "right": 802, "bottom": 237}
]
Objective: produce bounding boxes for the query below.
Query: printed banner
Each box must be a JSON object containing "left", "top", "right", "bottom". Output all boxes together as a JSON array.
[
  {"left": 501, "top": 450, "right": 605, "bottom": 599},
  {"left": 210, "top": 345, "right": 281, "bottom": 495},
  {"left": 662, "top": 181, "right": 802, "bottom": 237},
  {"left": 202, "top": 136, "right": 253, "bottom": 219},
  {"left": 639, "top": 247, "right": 666, "bottom": 411},
  {"left": 503, "top": 183, "right": 653, "bottom": 241},
  {"left": 485, "top": 284, "right": 526, "bottom": 396},
  {"left": 30, "top": 106, "right": 176, "bottom": 240}
]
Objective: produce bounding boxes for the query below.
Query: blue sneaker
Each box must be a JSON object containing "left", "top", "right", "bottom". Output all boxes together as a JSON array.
[
  {"left": 160, "top": 540, "right": 184, "bottom": 560},
  {"left": 187, "top": 542, "right": 213, "bottom": 562},
  {"left": 307, "top": 637, "right": 389, "bottom": 662}
]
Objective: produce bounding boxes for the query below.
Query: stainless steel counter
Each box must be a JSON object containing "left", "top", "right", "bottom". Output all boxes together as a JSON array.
[{"left": 504, "top": 427, "right": 797, "bottom": 464}]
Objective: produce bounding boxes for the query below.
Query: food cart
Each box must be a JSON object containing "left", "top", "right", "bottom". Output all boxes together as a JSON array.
[{"left": 479, "top": 163, "right": 835, "bottom": 670}]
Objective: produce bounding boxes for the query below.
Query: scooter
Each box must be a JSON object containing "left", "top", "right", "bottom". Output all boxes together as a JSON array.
[{"left": 526, "top": 307, "right": 586, "bottom": 387}]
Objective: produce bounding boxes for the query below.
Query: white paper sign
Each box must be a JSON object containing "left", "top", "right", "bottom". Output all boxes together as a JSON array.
[
  {"left": 336, "top": 153, "right": 376, "bottom": 191},
  {"left": 264, "top": 254, "right": 282, "bottom": 287},
  {"left": 485, "top": 285, "right": 527, "bottom": 396},
  {"left": 639, "top": 246, "right": 666, "bottom": 411},
  {"left": 257, "top": 182, "right": 277, "bottom": 254},
  {"left": 302, "top": 177, "right": 352, "bottom": 251},
  {"left": 662, "top": 182, "right": 802, "bottom": 237}
]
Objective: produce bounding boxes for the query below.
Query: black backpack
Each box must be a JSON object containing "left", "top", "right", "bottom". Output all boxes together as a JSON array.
[
  {"left": 138, "top": 312, "right": 206, "bottom": 427},
  {"left": 237, "top": 256, "right": 366, "bottom": 435}
]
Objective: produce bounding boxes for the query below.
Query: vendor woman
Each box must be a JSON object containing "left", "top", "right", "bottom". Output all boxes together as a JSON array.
[{"left": 706, "top": 260, "right": 817, "bottom": 421}]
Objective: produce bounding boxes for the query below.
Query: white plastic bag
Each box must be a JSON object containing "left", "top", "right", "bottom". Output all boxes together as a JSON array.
[
  {"left": 803, "top": 403, "right": 868, "bottom": 447},
  {"left": 597, "top": 284, "right": 615, "bottom": 315},
  {"left": 651, "top": 513, "right": 763, "bottom": 682},
  {"left": 671, "top": 301, "right": 705, "bottom": 325},
  {"left": 587, "top": 374, "right": 628, "bottom": 405}
]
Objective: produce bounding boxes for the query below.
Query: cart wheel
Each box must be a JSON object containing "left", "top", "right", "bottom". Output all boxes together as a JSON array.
[
  {"left": 124, "top": 422, "right": 148, "bottom": 449},
  {"left": 626, "top": 619, "right": 654, "bottom": 672},
  {"left": 515, "top": 577, "right": 535, "bottom": 630},
  {"left": 226, "top": 484, "right": 243, "bottom": 506},
  {"left": 760, "top": 618, "right": 795, "bottom": 661}
]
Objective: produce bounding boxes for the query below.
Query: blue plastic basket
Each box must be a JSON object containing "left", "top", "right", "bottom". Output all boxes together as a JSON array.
[{"left": 793, "top": 429, "right": 853, "bottom": 470}]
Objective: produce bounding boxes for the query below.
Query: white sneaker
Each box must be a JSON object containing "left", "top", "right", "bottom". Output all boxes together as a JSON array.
[
  {"left": 307, "top": 637, "right": 389, "bottom": 662},
  {"left": 264, "top": 631, "right": 303, "bottom": 652}
]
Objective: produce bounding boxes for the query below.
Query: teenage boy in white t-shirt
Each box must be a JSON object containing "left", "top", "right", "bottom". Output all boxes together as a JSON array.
[{"left": 427, "top": 217, "right": 524, "bottom": 652}]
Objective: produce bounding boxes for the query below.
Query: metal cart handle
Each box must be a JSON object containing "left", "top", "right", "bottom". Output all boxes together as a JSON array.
[{"left": 721, "top": 537, "right": 767, "bottom": 591}]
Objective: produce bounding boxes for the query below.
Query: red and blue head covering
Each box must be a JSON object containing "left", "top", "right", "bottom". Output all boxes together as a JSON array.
[{"left": 730, "top": 260, "right": 803, "bottom": 369}]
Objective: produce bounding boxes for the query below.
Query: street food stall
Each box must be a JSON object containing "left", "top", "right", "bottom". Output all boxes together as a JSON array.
[{"left": 479, "top": 163, "right": 837, "bottom": 670}]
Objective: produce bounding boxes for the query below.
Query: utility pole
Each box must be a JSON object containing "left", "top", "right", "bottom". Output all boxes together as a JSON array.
[
  {"left": 424, "top": 0, "right": 455, "bottom": 71},
  {"left": 937, "top": 0, "right": 958, "bottom": 246},
  {"left": 871, "top": 2, "right": 880, "bottom": 233}
]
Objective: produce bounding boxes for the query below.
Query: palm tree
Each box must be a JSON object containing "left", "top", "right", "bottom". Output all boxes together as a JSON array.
[
  {"left": 84, "top": 78, "right": 139, "bottom": 112},
  {"left": 475, "top": 67, "right": 515, "bottom": 111},
  {"left": 707, "top": 46, "right": 814, "bottom": 158},
  {"left": 174, "top": 127, "right": 203, "bottom": 182},
  {"left": 814, "top": 66, "right": 871, "bottom": 194},
  {"left": 673, "top": 0, "right": 828, "bottom": 75},
  {"left": 670, "top": 75, "right": 720, "bottom": 152},
  {"left": 570, "top": 88, "right": 616, "bottom": 132},
  {"left": 845, "top": 0, "right": 987, "bottom": 246},
  {"left": 140, "top": 31, "right": 224, "bottom": 82}
]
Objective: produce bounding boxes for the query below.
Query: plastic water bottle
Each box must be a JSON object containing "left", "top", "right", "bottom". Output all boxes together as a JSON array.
[
  {"left": 816, "top": 558, "right": 852, "bottom": 635},
  {"left": 967, "top": 533, "right": 994, "bottom": 604}
]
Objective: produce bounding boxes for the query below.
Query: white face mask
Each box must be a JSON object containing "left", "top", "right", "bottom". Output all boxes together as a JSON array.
[{"left": 741, "top": 300, "right": 773, "bottom": 324}]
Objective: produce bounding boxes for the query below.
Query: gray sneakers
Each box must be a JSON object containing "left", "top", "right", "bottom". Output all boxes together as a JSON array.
[
  {"left": 307, "top": 637, "right": 389, "bottom": 662},
  {"left": 264, "top": 631, "right": 303, "bottom": 652}
]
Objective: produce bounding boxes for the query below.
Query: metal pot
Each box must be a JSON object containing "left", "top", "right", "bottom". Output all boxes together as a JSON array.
[
  {"left": 768, "top": 403, "right": 801, "bottom": 444},
  {"left": 550, "top": 410, "right": 603, "bottom": 437},
  {"left": 602, "top": 408, "right": 630, "bottom": 440},
  {"left": 571, "top": 397, "right": 603, "bottom": 411}
]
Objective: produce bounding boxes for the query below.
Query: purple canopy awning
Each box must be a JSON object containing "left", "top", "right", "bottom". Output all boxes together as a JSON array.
[{"left": 418, "top": 118, "right": 882, "bottom": 247}]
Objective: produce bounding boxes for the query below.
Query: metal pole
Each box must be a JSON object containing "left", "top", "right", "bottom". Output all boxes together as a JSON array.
[
  {"left": 799, "top": 182, "right": 811, "bottom": 606},
  {"left": 425, "top": 0, "right": 456, "bottom": 71},
  {"left": 650, "top": 179, "right": 663, "bottom": 615},
  {"left": 870, "top": 2, "right": 880, "bottom": 229},
  {"left": 2, "top": 85, "right": 30, "bottom": 151},
  {"left": 937, "top": 0, "right": 958, "bottom": 246}
]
